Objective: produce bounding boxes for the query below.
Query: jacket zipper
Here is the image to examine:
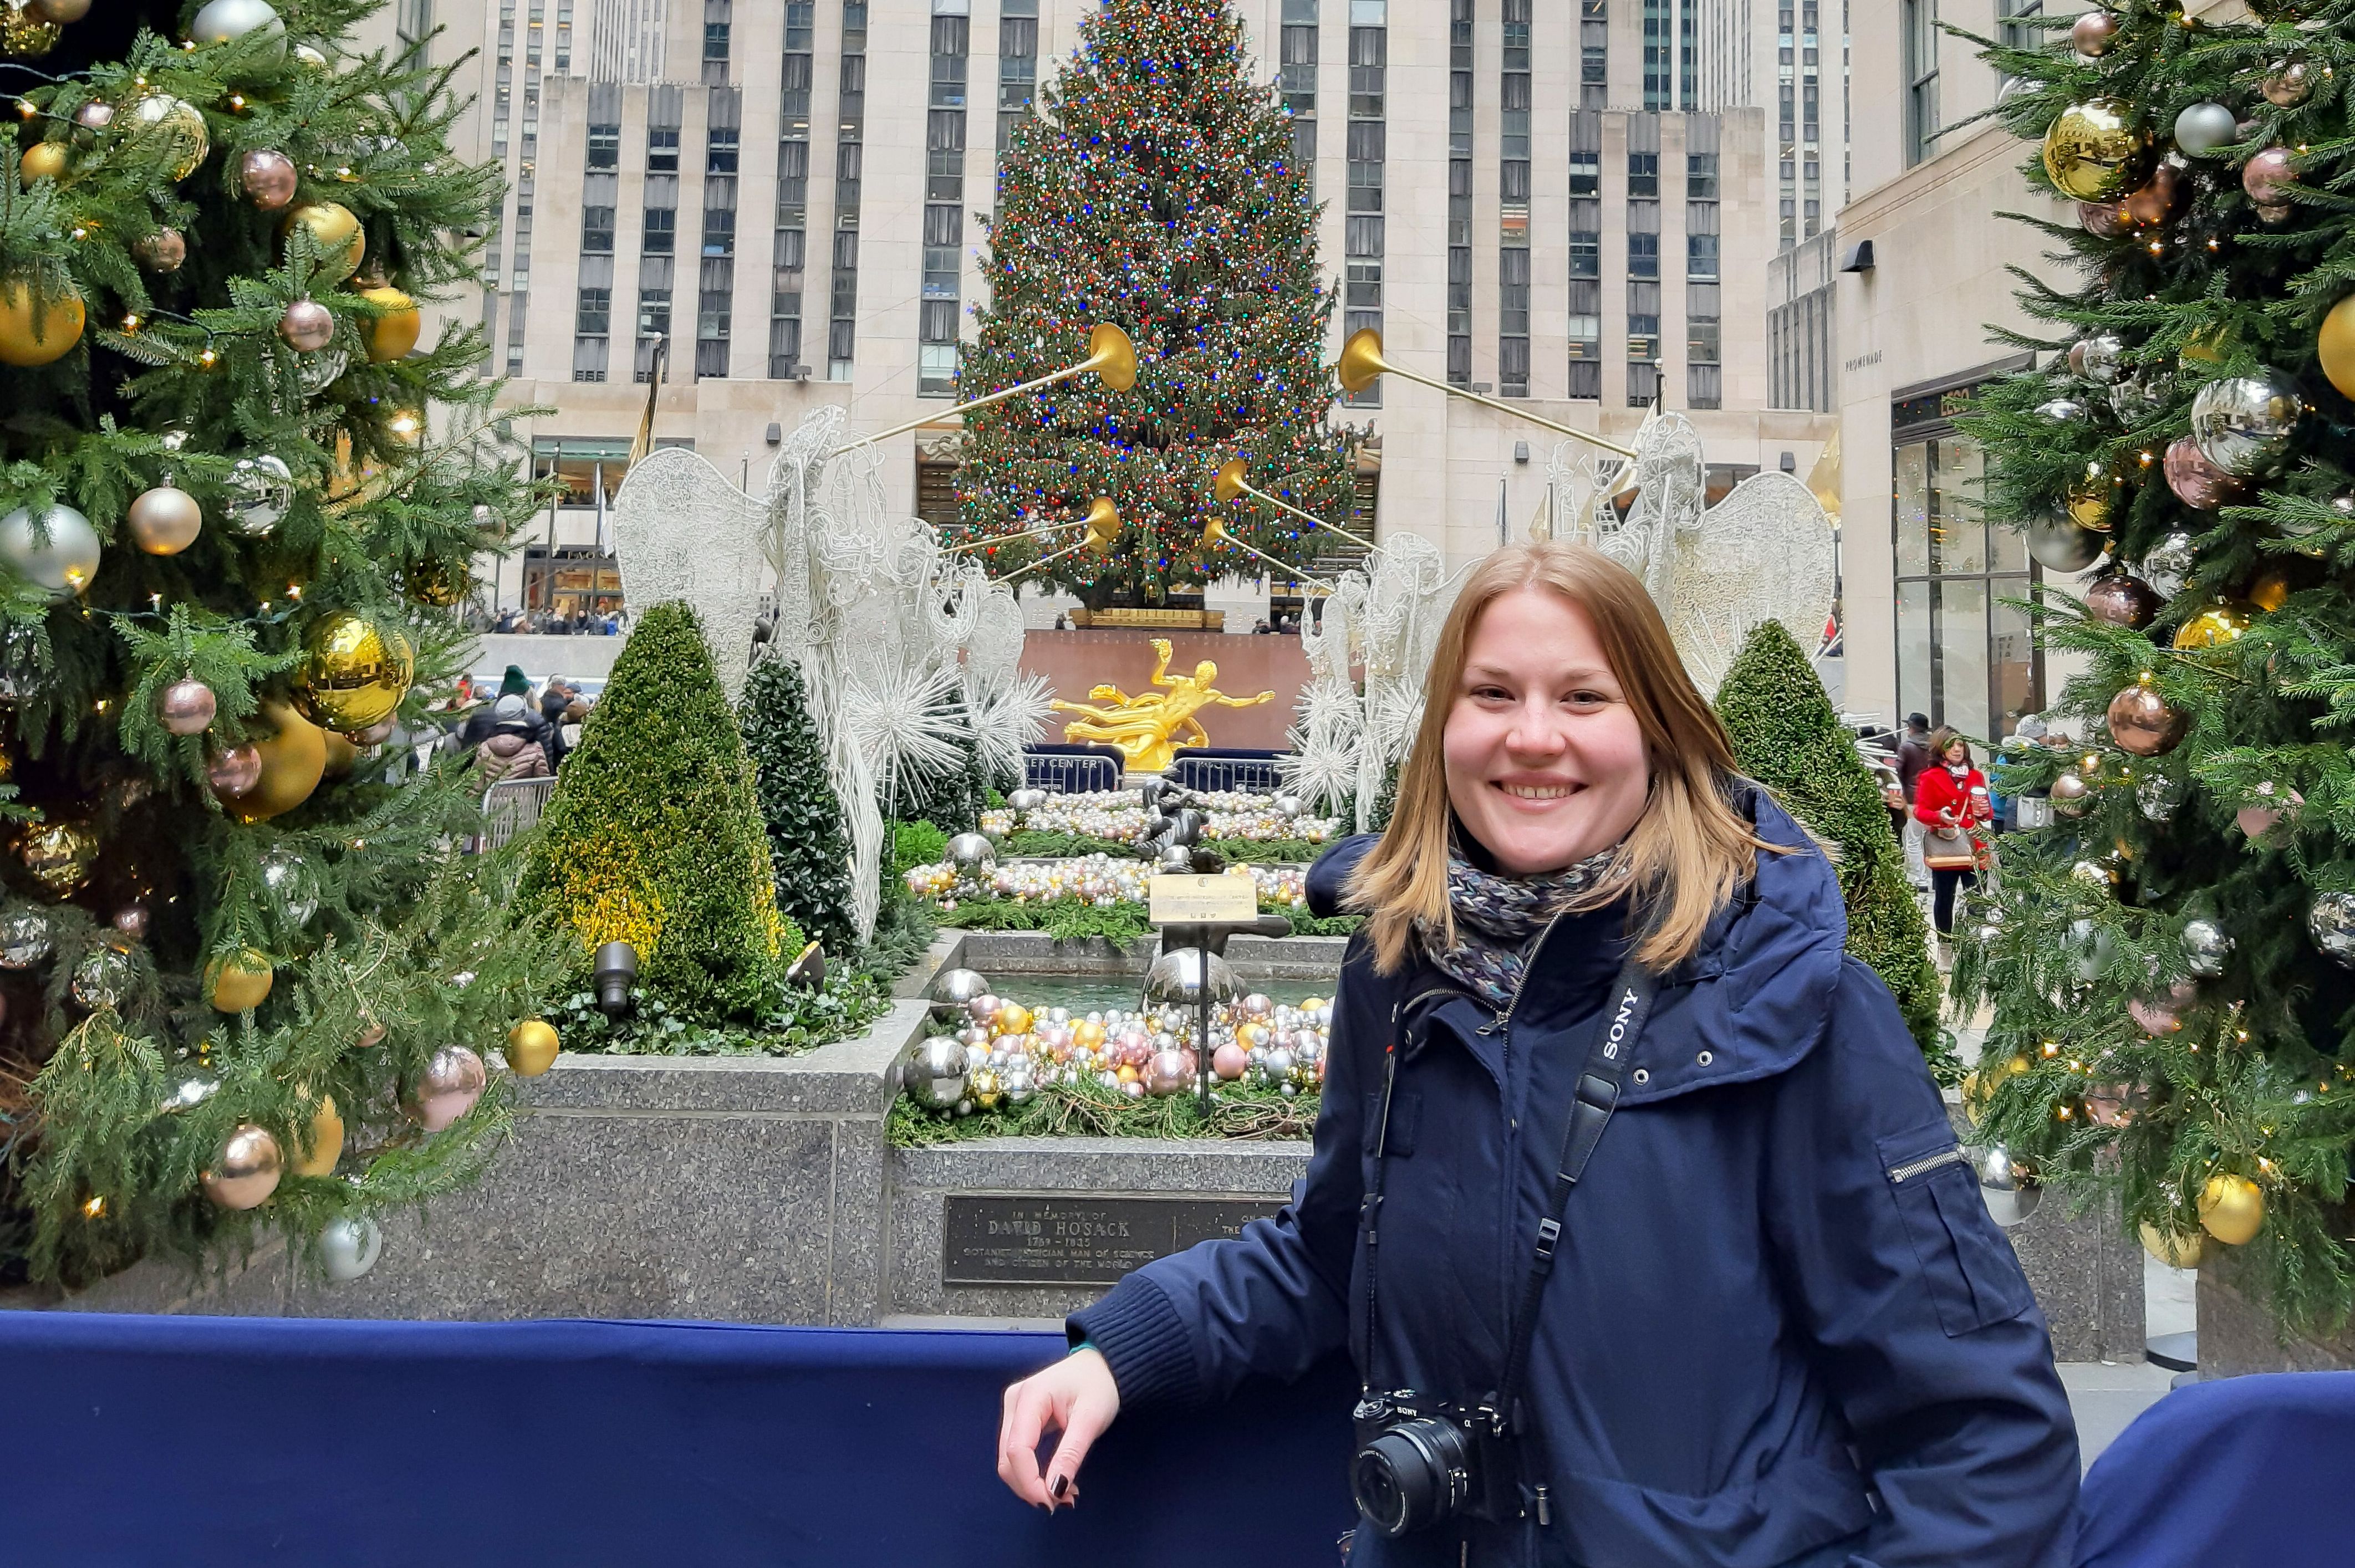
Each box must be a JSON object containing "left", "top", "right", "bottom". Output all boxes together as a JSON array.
[{"left": 1887, "top": 1145, "right": 1969, "bottom": 1183}]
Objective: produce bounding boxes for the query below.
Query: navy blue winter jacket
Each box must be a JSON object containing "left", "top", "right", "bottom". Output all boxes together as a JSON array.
[{"left": 1070, "top": 791, "right": 2079, "bottom": 1567}]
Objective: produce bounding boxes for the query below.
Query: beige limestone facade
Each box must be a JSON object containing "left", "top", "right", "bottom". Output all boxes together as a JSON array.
[{"left": 362, "top": 0, "right": 1830, "bottom": 620}]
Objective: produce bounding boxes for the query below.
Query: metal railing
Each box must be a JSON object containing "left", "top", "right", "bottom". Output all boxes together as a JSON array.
[
  {"left": 1021, "top": 745, "right": 1125, "bottom": 794},
  {"left": 476, "top": 775, "right": 557, "bottom": 852},
  {"left": 1168, "top": 749, "right": 1285, "bottom": 794}
]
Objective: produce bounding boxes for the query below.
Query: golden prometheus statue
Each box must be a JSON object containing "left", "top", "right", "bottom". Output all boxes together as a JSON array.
[{"left": 1051, "top": 637, "right": 1275, "bottom": 773}]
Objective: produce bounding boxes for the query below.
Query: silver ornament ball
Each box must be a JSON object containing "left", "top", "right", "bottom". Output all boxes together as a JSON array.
[
  {"left": 2070, "top": 334, "right": 2128, "bottom": 385},
  {"left": 2190, "top": 371, "right": 2303, "bottom": 478},
  {"left": 320, "top": 1215, "right": 383, "bottom": 1281},
  {"left": 2140, "top": 532, "right": 2196, "bottom": 599},
  {"left": 259, "top": 844, "right": 320, "bottom": 926},
  {"left": 945, "top": 832, "right": 997, "bottom": 871},
  {"left": 1141, "top": 947, "right": 1240, "bottom": 1008},
  {"left": 190, "top": 0, "right": 288, "bottom": 59},
  {"left": 0, "top": 908, "right": 55, "bottom": 968},
  {"left": 225, "top": 453, "right": 294, "bottom": 537},
  {"left": 1006, "top": 787, "right": 1047, "bottom": 813},
  {"left": 927, "top": 967, "right": 991, "bottom": 1024},
  {"left": 902, "top": 1038, "right": 970, "bottom": 1110},
  {"left": 2026, "top": 513, "right": 2107, "bottom": 574},
  {"left": 2309, "top": 892, "right": 2355, "bottom": 966},
  {"left": 70, "top": 940, "right": 135, "bottom": 1011},
  {"left": 2173, "top": 101, "right": 2238, "bottom": 158},
  {"left": 0, "top": 503, "right": 102, "bottom": 601},
  {"left": 2135, "top": 774, "right": 2183, "bottom": 822},
  {"left": 1974, "top": 1145, "right": 2041, "bottom": 1229},
  {"left": 2033, "top": 397, "right": 2084, "bottom": 425},
  {"left": 2181, "top": 918, "right": 2234, "bottom": 979}
]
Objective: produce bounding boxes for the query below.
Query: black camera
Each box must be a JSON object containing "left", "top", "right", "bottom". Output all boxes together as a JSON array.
[{"left": 1350, "top": 1390, "right": 1525, "bottom": 1538}]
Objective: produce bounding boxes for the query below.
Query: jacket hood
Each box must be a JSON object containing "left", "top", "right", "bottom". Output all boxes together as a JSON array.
[{"left": 1304, "top": 784, "right": 1851, "bottom": 1102}]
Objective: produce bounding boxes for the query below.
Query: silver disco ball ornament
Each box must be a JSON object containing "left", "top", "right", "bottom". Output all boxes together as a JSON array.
[
  {"left": 2308, "top": 892, "right": 2355, "bottom": 966},
  {"left": 2140, "top": 531, "right": 2196, "bottom": 599},
  {"left": 2033, "top": 397, "right": 2084, "bottom": 425},
  {"left": 1141, "top": 947, "right": 1240, "bottom": 1008},
  {"left": 2108, "top": 372, "right": 2172, "bottom": 425},
  {"left": 1006, "top": 788, "right": 1047, "bottom": 813},
  {"left": 70, "top": 939, "right": 136, "bottom": 1011},
  {"left": 2181, "top": 918, "right": 2234, "bottom": 978},
  {"left": 927, "top": 967, "right": 990, "bottom": 1024},
  {"left": 902, "top": 1038, "right": 971, "bottom": 1110},
  {"left": 1974, "top": 1145, "right": 2041, "bottom": 1228},
  {"left": 319, "top": 1214, "right": 383, "bottom": 1282},
  {"left": 2190, "top": 371, "right": 2303, "bottom": 477},
  {"left": 0, "top": 908, "right": 55, "bottom": 968},
  {"left": 2027, "top": 513, "right": 2107, "bottom": 573},
  {"left": 1272, "top": 793, "right": 1303, "bottom": 818},
  {"left": 162, "top": 1071, "right": 221, "bottom": 1114},
  {"left": 945, "top": 832, "right": 997, "bottom": 872}
]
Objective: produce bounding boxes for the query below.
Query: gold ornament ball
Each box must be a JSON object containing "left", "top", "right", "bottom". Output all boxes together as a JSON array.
[
  {"left": 18, "top": 141, "right": 65, "bottom": 186},
  {"left": 229, "top": 699, "right": 327, "bottom": 824},
  {"left": 2250, "top": 569, "right": 2292, "bottom": 613},
  {"left": 357, "top": 285, "right": 421, "bottom": 362},
  {"left": 2172, "top": 600, "right": 2255, "bottom": 650},
  {"left": 2041, "top": 98, "right": 2151, "bottom": 203},
  {"left": 0, "top": 278, "right": 84, "bottom": 367},
  {"left": 294, "top": 612, "right": 414, "bottom": 735},
  {"left": 17, "top": 818, "right": 97, "bottom": 894},
  {"left": 505, "top": 1019, "right": 560, "bottom": 1076},
  {"left": 2138, "top": 1222, "right": 2204, "bottom": 1270},
  {"left": 129, "top": 94, "right": 211, "bottom": 182},
  {"left": 2198, "top": 1173, "right": 2265, "bottom": 1246},
  {"left": 27, "top": 0, "right": 92, "bottom": 21},
  {"left": 201, "top": 1123, "right": 283, "bottom": 1210},
  {"left": 2319, "top": 294, "right": 2355, "bottom": 403},
  {"left": 1, "top": 8, "right": 59, "bottom": 55},
  {"left": 126, "top": 483, "right": 203, "bottom": 554},
  {"left": 2065, "top": 474, "right": 2118, "bottom": 532},
  {"left": 292, "top": 1094, "right": 344, "bottom": 1178},
  {"left": 404, "top": 556, "right": 468, "bottom": 607},
  {"left": 320, "top": 727, "right": 359, "bottom": 778},
  {"left": 281, "top": 201, "right": 364, "bottom": 279},
  {"left": 204, "top": 947, "right": 275, "bottom": 1012}
]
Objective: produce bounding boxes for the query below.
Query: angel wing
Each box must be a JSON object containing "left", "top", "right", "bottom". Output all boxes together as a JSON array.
[
  {"left": 1668, "top": 471, "right": 1837, "bottom": 696},
  {"left": 609, "top": 446, "right": 772, "bottom": 703}
]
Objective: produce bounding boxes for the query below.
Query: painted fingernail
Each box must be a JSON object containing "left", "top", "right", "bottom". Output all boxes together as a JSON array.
[{"left": 1051, "top": 1474, "right": 1069, "bottom": 1500}]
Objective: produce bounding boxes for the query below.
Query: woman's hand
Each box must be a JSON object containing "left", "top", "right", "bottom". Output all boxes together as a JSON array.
[
  {"left": 998, "top": 1348, "right": 1121, "bottom": 1511},
  {"left": 1938, "top": 806, "right": 1959, "bottom": 826}
]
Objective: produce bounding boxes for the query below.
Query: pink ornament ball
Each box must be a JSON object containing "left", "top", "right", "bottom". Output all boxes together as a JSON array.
[
  {"left": 2242, "top": 146, "right": 2297, "bottom": 206},
  {"left": 2162, "top": 436, "right": 2241, "bottom": 511},
  {"left": 1212, "top": 1042, "right": 1249, "bottom": 1080}
]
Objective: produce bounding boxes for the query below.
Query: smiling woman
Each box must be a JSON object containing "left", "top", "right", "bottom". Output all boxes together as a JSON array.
[
  {"left": 1349, "top": 542, "right": 1777, "bottom": 975},
  {"left": 998, "top": 542, "right": 2079, "bottom": 1568}
]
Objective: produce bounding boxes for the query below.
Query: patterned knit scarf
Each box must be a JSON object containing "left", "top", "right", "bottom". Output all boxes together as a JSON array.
[{"left": 1417, "top": 844, "right": 1625, "bottom": 1010}]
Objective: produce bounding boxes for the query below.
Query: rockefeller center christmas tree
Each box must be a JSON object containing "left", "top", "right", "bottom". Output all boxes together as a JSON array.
[
  {"left": 1957, "top": 0, "right": 2355, "bottom": 1329},
  {"left": 955, "top": 0, "right": 1360, "bottom": 607},
  {"left": 0, "top": 0, "right": 558, "bottom": 1288}
]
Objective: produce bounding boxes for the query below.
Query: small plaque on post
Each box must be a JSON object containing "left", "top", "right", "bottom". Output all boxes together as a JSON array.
[
  {"left": 944, "top": 1194, "right": 1287, "bottom": 1286},
  {"left": 1148, "top": 873, "right": 1257, "bottom": 925}
]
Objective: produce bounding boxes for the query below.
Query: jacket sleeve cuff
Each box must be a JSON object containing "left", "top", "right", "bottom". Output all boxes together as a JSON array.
[{"left": 1067, "top": 1274, "right": 1205, "bottom": 1413}]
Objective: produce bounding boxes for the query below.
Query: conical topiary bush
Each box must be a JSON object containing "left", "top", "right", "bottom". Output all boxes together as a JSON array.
[
  {"left": 740, "top": 655, "right": 856, "bottom": 958},
  {"left": 519, "top": 601, "right": 786, "bottom": 1014},
  {"left": 1714, "top": 620, "right": 1944, "bottom": 1055}
]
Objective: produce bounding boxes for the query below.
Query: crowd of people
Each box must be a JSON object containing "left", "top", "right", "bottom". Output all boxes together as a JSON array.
[
  {"left": 473, "top": 606, "right": 627, "bottom": 636},
  {"left": 442, "top": 665, "right": 592, "bottom": 786}
]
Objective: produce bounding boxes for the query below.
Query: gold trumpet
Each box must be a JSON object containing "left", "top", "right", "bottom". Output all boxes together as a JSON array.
[
  {"left": 1202, "top": 512, "right": 1333, "bottom": 587},
  {"left": 833, "top": 325, "right": 1138, "bottom": 454},
  {"left": 1213, "top": 458, "right": 1379, "bottom": 553},
  {"left": 987, "top": 498, "right": 1124, "bottom": 585},
  {"left": 1336, "top": 328, "right": 1637, "bottom": 461},
  {"left": 950, "top": 496, "right": 1122, "bottom": 555}
]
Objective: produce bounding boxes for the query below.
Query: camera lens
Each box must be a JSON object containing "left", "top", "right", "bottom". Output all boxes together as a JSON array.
[{"left": 1351, "top": 1417, "right": 1472, "bottom": 1538}]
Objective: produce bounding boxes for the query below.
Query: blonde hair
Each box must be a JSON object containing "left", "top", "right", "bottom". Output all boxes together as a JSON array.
[{"left": 1347, "top": 542, "right": 1777, "bottom": 975}]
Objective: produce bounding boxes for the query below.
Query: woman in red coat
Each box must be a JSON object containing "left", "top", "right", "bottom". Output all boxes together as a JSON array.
[{"left": 1913, "top": 726, "right": 1991, "bottom": 936}]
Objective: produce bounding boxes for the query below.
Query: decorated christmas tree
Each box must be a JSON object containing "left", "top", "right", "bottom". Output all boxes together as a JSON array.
[
  {"left": 0, "top": 0, "right": 559, "bottom": 1289},
  {"left": 1957, "top": 0, "right": 2355, "bottom": 1329},
  {"left": 520, "top": 602, "right": 788, "bottom": 1018},
  {"left": 954, "top": 0, "right": 1359, "bottom": 607},
  {"left": 1714, "top": 620, "right": 1945, "bottom": 1059},
  {"left": 740, "top": 655, "right": 855, "bottom": 958}
]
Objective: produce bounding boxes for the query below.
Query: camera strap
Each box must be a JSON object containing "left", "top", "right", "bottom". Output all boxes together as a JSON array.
[{"left": 1493, "top": 956, "right": 1657, "bottom": 1433}]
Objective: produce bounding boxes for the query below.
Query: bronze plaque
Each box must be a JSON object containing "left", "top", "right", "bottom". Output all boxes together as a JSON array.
[{"left": 942, "top": 1194, "right": 1286, "bottom": 1287}]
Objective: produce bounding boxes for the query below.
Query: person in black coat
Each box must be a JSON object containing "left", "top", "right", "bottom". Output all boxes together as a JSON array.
[{"left": 997, "top": 543, "right": 2077, "bottom": 1566}]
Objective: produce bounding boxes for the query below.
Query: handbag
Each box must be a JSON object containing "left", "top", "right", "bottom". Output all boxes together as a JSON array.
[{"left": 1921, "top": 820, "right": 1979, "bottom": 872}]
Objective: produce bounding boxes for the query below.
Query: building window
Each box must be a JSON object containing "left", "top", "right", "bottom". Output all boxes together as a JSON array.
[
  {"left": 577, "top": 288, "right": 611, "bottom": 336},
  {"left": 1686, "top": 232, "right": 1717, "bottom": 279},
  {"left": 1627, "top": 151, "right": 1659, "bottom": 197},
  {"left": 1686, "top": 151, "right": 1717, "bottom": 198},
  {"left": 1893, "top": 384, "right": 2041, "bottom": 737},
  {"left": 1628, "top": 232, "right": 1659, "bottom": 279},
  {"left": 1343, "top": 1, "right": 1386, "bottom": 407},
  {"left": 1628, "top": 360, "right": 1659, "bottom": 407},
  {"left": 999, "top": 0, "right": 1039, "bottom": 158},
  {"left": 829, "top": 0, "right": 868, "bottom": 379},
  {"left": 642, "top": 205, "right": 675, "bottom": 254},
  {"left": 1283, "top": 0, "right": 1319, "bottom": 193},
  {"left": 1580, "top": 0, "right": 1607, "bottom": 111},
  {"left": 587, "top": 124, "right": 619, "bottom": 170},
  {"left": 648, "top": 127, "right": 679, "bottom": 171},
  {"left": 773, "top": 16, "right": 813, "bottom": 378},
  {"left": 922, "top": 0, "right": 970, "bottom": 395},
  {"left": 1903, "top": 0, "right": 1939, "bottom": 167}
]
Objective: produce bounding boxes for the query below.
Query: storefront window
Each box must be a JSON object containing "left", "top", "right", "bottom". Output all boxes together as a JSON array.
[{"left": 1891, "top": 373, "right": 2041, "bottom": 739}]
